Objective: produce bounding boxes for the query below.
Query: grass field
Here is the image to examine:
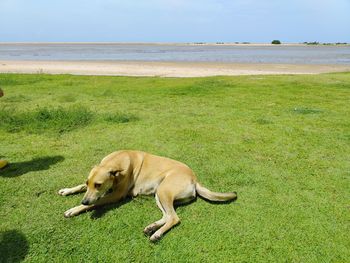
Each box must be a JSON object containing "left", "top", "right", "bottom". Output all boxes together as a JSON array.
[{"left": 0, "top": 73, "right": 349, "bottom": 262}]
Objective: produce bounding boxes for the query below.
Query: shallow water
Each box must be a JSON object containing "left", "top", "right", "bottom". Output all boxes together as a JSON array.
[{"left": 0, "top": 43, "right": 350, "bottom": 65}]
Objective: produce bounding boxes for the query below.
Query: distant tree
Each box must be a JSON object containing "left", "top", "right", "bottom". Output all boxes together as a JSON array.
[{"left": 271, "top": 40, "right": 281, "bottom": 44}]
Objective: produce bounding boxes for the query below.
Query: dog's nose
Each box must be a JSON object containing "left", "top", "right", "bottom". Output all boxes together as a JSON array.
[{"left": 81, "top": 199, "right": 90, "bottom": 205}]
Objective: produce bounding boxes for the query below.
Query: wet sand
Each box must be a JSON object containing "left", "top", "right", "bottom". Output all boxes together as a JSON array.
[{"left": 0, "top": 60, "right": 349, "bottom": 77}]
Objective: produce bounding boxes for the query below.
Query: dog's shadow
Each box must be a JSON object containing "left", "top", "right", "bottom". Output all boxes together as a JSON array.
[
  {"left": 90, "top": 197, "right": 133, "bottom": 219},
  {"left": 89, "top": 194, "right": 238, "bottom": 220},
  {"left": 0, "top": 156, "right": 64, "bottom": 178}
]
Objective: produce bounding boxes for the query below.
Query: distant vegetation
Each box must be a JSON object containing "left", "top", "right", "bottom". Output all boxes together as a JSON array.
[
  {"left": 304, "top": 41, "right": 319, "bottom": 45},
  {"left": 271, "top": 40, "right": 281, "bottom": 44},
  {"left": 303, "top": 41, "right": 348, "bottom": 45}
]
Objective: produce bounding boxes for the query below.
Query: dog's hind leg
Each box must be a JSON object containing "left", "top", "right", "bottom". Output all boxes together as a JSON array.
[
  {"left": 143, "top": 193, "right": 167, "bottom": 236},
  {"left": 58, "top": 184, "right": 87, "bottom": 196},
  {"left": 148, "top": 174, "right": 196, "bottom": 242}
]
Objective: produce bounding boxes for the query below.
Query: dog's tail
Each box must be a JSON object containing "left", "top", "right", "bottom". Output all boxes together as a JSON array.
[{"left": 195, "top": 183, "right": 237, "bottom": 202}]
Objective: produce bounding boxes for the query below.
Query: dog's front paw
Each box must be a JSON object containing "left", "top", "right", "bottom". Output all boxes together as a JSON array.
[
  {"left": 58, "top": 188, "right": 71, "bottom": 196},
  {"left": 64, "top": 207, "right": 81, "bottom": 218}
]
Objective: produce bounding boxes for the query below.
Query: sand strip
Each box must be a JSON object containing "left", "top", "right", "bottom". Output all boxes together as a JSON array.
[{"left": 0, "top": 60, "right": 349, "bottom": 77}]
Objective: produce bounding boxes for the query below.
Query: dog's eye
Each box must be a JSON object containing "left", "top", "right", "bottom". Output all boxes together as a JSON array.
[
  {"left": 94, "top": 183, "right": 102, "bottom": 188},
  {"left": 85, "top": 180, "right": 88, "bottom": 185}
]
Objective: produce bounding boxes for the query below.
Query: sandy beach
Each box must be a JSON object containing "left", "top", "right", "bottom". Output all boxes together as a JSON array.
[{"left": 1, "top": 60, "right": 349, "bottom": 77}]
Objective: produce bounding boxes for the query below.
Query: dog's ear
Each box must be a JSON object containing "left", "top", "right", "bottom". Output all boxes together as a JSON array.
[{"left": 108, "top": 168, "right": 120, "bottom": 177}]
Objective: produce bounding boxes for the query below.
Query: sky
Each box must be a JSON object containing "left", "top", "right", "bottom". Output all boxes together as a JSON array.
[{"left": 0, "top": 0, "right": 349, "bottom": 43}]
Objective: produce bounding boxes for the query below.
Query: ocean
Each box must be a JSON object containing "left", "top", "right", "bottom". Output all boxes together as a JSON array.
[{"left": 0, "top": 43, "right": 350, "bottom": 65}]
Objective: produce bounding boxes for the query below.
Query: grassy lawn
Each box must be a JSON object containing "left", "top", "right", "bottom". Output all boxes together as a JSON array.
[{"left": 0, "top": 73, "right": 349, "bottom": 262}]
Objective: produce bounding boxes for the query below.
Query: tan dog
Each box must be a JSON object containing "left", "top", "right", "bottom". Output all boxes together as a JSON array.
[{"left": 58, "top": 150, "right": 237, "bottom": 241}]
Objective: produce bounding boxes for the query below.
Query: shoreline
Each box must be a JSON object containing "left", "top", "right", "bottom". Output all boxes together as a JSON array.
[{"left": 1, "top": 60, "right": 349, "bottom": 77}]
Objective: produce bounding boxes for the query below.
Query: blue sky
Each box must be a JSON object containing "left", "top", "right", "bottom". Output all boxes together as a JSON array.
[{"left": 0, "top": 0, "right": 349, "bottom": 43}]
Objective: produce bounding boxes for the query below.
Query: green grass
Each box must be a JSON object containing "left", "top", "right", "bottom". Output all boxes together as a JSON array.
[
  {"left": 0, "top": 106, "right": 94, "bottom": 134},
  {"left": 0, "top": 73, "right": 349, "bottom": 262},
  {"left": 0, "top": 106, "right": 137, "bottom": 134}
]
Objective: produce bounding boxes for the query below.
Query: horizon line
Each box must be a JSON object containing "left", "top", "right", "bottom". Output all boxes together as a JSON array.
[{"left": 0, "top": 41, "right": 348, "bottom": 45}]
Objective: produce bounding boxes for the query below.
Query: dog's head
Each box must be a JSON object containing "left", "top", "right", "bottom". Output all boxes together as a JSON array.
[{"left": 81, "top": 166, "right": 119, "bottom": 205}]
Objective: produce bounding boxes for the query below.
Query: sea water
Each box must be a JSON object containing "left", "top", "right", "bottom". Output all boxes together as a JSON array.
[{"left": 0, "top": 43, "right": 349, "bottom": 65}]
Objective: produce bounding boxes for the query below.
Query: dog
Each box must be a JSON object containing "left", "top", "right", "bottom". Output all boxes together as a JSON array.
[{"left": 58, "top": 150, "right": 237, "bottom": 241}]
